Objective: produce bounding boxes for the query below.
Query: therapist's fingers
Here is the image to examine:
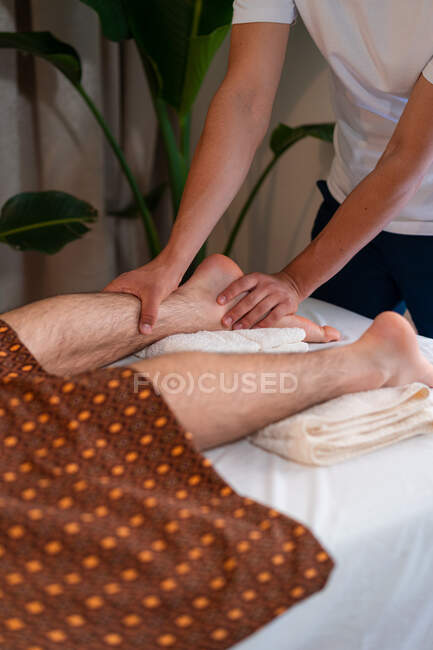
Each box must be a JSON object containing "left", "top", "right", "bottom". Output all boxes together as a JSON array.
[
  {"left": 233, "top": 295, "right": 284, "bottom": 330},
  {"left": 254, "top": 302, "right": 293, "bottom": 329},
  {"left": 104, "top": 277, "right": 164, "bottom": 335},
  {"left": 138, "top": 292, "right": 162, "bottom": 334},
  {"left": 221, "top": 288, "right": 266, "bottom": 328},
  {"left": 217, "top": 273, "right": 260, "bottom": 306}
]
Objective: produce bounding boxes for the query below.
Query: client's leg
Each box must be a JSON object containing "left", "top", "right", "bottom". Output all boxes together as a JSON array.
[
  {"left": 1, "top": 255, "right": 338, "bottom": 376},
  {"left": 0, "top": 255, "right": 244, "bottom": 375},
  {"left": 131, "top": 312, "right": 433, "bottom": 450}
]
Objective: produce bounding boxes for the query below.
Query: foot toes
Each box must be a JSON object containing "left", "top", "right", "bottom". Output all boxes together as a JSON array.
[{"left": 324, "top": 326, "right": 341, "bottom": 342}]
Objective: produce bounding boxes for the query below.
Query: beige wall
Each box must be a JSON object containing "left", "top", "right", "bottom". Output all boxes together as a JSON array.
[{"left": 0, "top": 3, "right": 335, "bottom": 311}]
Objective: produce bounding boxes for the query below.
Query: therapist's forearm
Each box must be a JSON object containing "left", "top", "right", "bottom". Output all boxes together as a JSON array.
[
  {"left": 161, "top": 81, "right": 268, "bottom": 273},
  {"left": 284, "top": 151, "right": 427, "bottom": 299}
]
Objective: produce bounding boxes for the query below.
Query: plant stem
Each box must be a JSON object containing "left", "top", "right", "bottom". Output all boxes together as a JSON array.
[
  {"left": 74, "top": 82, "right": 161, "bottom": 258},
  {"left": 179, "top": 112, "right": 191, "bottom": 167},
  {"left": 224, "top": 155, "right": 279, "bottom": 256},
  {"left": 191, "top": 0, "right": 202, "bottom": 37},
  {"left": 224, "top": 124, "right": 332, "bottom": 256},
  {"left": 153, "top": 96, "right": 188, "bottom": 216},
  {"left": 137, "top": 50, "right": 188, "bottom": 218}
]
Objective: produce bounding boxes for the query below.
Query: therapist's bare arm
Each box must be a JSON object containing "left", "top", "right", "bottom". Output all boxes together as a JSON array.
[
  {"left": 221, "top": 73, "right": 433, "bottom": 329},
  {"left": 104, "top": 22, "right": 290, "bottom": 333},
  {"left": 163, "top": 23, "right": 290, "bottom": 273}
]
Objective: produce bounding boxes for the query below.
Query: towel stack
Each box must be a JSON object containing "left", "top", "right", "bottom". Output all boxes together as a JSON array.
[
  {"left": 251, "top": 382, "right": 433, "bottom": 466},
  {"left": 136, "top": 327, "right": 308, "bottom": 359}
]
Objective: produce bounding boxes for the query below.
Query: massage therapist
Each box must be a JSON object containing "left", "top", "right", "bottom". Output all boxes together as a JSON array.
[{"left": 105, "top": 0, "right": 433, "bottom": 337}]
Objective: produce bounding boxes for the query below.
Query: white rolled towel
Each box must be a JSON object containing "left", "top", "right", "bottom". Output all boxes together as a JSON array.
[
  {"left": 251, "top": 382, "right": 433, "bottom": 466},
  {"left": 136, "top": 327, "right": 308, "bottom": 359}
]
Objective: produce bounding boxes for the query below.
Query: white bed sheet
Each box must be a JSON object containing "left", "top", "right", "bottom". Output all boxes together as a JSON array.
[
  {"left": 203, "top": 299, "right": 433, "bottom": 650},
  {"left": 116, "top": 298, "right": 433, "bottom": 648}
]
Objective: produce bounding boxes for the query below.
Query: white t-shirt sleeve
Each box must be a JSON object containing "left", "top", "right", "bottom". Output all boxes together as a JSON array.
[
  {"left": 422, "top": 57, "right": 433, "bottom": 84},
  {"left": 232, "top": 0, "right": 297, "bottom": 25}
]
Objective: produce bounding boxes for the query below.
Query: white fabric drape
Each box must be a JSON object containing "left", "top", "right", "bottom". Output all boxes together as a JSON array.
[{"left": 0, "top": 0, "right": 334, "bottom": 312}]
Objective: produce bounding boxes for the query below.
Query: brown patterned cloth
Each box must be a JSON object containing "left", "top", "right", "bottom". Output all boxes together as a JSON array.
[{"left": 0, "top": 320, "right": 334, "bottom": 649}]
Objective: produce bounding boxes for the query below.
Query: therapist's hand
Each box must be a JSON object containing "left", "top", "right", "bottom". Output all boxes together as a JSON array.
[
  {"left": 104, "top": 257, "right": 182, "bottom": 335},
  {"left": 217, "top": 270, "right": 303, "bottom": 329}
]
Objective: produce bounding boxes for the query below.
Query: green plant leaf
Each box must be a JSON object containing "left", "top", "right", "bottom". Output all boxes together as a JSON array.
[
  {"left": 271, "top": 122, "right": 335, "bottom": 156},
  {"left": 0, "top": 31, "right": 82, "bottom": 84},
  {"left": 0, "top": 191, "right": 97, "bottom": 254},
  {"left": 125, "top": 0, "right": 233, "bottom": 116},
  {"left": 79, "top": 0, "right": 131, "bottom": 41}
]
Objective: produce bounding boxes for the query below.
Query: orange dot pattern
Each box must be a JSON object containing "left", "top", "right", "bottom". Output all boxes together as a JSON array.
[{"left": 0, "top": 321, "right": 334, "bottom": 649}]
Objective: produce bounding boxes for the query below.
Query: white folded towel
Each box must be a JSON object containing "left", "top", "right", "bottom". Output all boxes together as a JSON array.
[
  {"left": 136, "top": 327, "right": 308, "bottom": 359},
  {"left": 251, "top": 382, "right": 433, "bottom": 466}
]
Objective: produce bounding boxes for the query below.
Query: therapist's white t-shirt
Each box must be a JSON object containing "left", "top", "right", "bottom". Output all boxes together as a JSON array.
[{"left": 233, "top": 0, "right": 433, "bottom": 235}]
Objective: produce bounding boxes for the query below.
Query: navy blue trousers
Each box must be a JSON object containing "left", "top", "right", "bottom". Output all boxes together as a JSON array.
[{"left": 311, "top": 180, "right": 433, "bottom": 338}]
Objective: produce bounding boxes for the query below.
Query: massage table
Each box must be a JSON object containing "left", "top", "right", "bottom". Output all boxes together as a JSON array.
[{"left": 121, "top": 299, "right": 433, "bottom": 650}]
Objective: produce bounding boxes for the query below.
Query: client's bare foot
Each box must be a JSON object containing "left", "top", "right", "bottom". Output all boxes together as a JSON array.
[
  {"left": 275, "top": 313, "right": 340, "bottom": 344},
  {"left": 355, "top": 311, "right": 433, "bottom": 388},
  {"left": 170, "top": 254, "right": 338, "bottom": 343},
  {"left": 167, "top": 254, "right": 244, "bottom": 334}
]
